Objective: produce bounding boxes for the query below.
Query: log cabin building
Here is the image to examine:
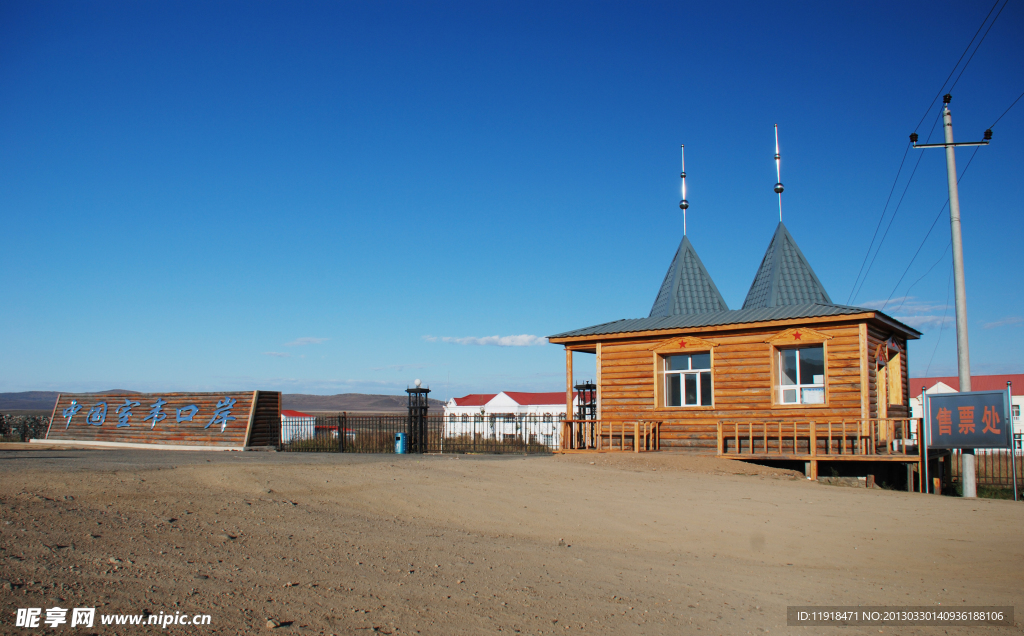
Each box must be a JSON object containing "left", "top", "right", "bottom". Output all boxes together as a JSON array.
[{"left": 548, "top": 222, "right": 923, "bottom": 477}]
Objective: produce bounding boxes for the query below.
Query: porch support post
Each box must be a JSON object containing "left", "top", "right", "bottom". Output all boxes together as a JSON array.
[
  {"left": 810, "top": 422, "right": 817, "bottom": 480},
  {"left": 565, "top": 347, "right": 573, "bottom": 418},
  {"left": 564, "top": 347, "right": 573, "bottom": 450},
  {"left": 596, "top": 343, "right": 602, "bottom": 421}
]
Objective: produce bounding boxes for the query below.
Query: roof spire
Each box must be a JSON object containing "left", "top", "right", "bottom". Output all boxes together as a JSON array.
[
  {"left": 649, "top": 235, "right": 729, "bottom": 317},
  {"left": 741, "top": 223, "right": 833, "bottom": 309},
  {"left": 774, "top": 125, "right": 784, "bottom": 222},
  {"left": 678, "top": 144, "right": 689, "bottom": 236},
  {"left": 651, "top": 143, "right": 728, "bottom": 317}
]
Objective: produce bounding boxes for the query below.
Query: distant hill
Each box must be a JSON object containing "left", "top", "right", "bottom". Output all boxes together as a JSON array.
[
  {"left": 0, "top": 391, "right": 61, "bottom": 411},
  {"left": 0, "top": 391, "right": 444, "bottom": 415},
  {"left": 283, "top": 393, "right": 446, "bottom": 413}
]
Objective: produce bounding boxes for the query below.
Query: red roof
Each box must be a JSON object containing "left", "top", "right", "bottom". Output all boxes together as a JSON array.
[
  {"left": 504, "top": 391, "right": 578, "bottom": 406},
  {"left": 451, "top": 394, "right": 497, "bottom": 407},
  {"left": 910, "top": 374, "right": 1024, "bottom": 398},
  {"left": 281, "top": 409, "right": 313, "bottom": 418},
  {"left": 451, "top": 391, "right": 581, "bottom": 407}
]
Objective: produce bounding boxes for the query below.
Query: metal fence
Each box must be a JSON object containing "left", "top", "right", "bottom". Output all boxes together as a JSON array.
[
  {"left": 948, "top": 447, "right": 1023, "bottom": 491},
  {"left": 279, "top": 413, "right": 558, "bottom": 454}
]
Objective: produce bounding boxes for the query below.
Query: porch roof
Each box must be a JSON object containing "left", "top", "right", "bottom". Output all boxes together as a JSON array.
[{"left": 548, "top": 302, "right": 921, "bottom": 340}]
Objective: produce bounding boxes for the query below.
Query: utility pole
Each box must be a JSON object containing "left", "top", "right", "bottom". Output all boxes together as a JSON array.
[{"left": 912, "top": 93, "right": 991, "bottom": 498}]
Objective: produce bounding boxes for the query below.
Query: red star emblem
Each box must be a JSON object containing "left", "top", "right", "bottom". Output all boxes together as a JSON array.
[
  {"left": 678, "top": 341, "right": 687, "bottom": 347},
  {"left": 792, "top": 331, "right": 802, "bottom": 340}
]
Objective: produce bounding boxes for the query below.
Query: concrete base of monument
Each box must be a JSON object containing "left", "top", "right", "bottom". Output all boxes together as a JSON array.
[{"left": 28, "top": 439, "right": 252, "bottom": 451}]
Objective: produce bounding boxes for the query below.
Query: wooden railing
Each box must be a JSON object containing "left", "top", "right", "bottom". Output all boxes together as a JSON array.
[
  {"left": 561, "top": 419, "right": 660, "bottom": 452},
  {"left": 716, "top": 419, "right": 922, "bottom": 458}
]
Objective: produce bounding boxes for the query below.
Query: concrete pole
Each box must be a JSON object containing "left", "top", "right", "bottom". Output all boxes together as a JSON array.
[
  {"left": 942, "top": 100, "right": 976, "bottom": 498},
  {"left": 1010, "top": 381, "right": 1018, "bottom": 502},
  {"left": 922, "top": 385, "right": 930, "bottom": 493}
]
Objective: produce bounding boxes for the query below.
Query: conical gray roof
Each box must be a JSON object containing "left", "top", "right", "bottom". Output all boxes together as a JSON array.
[
  {"left": 742, "top": 222, "right": 832, "bottom": 309},
  {"left": 649, "top": 236, "right": 729, "bottom": 317}
]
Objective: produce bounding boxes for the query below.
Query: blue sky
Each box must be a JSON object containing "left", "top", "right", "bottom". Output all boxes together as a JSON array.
[{"left": 1, "top": 1, "right": 1021, "bottom": 398}]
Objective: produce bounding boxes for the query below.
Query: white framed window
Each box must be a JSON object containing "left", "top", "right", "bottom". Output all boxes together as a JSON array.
[
  {"left": 663, "top": 352, "right": 712, "bottom": 407},
  {"left": 777, "top": 346, "right": 825, "bottom": 405}
]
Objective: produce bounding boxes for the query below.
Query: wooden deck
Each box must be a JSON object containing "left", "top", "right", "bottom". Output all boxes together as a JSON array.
[{"left": 717, "top": 418, "right": 923, "bottom": 482}]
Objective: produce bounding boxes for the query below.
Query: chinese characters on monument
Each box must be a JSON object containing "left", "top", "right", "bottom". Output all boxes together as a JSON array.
[{"left": 44, "top": 391, "right": 279, "bottom": 449}]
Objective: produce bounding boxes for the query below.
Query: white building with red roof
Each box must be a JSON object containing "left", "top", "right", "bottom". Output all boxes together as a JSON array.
[
  {"left": 444, "top": 391, "right": 579, "bottom": 417},
  {"left": 443, "top": 391, "right": 582, "bottom": 448},
  {"left": 281, "top": 409, "right": 315, "bottom": 443}
]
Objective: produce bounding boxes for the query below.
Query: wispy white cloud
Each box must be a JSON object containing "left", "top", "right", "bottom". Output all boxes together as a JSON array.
[
  {"left": 263, "top": 352, "right": 291, "bottom": 358},
  {"left": 423, "top": 334, "right": 547, "bottom": 347},
  {"left": 863, "top": 297, "right": 952, "bottom": 332},
  {"left": 862, "top": 297, "right": 948, "bottom": 314},
  {"left": 893, "top": 315, "right": 953, "bottom": 331},
  {"left": 983, "top": 316, "right": 1023, "bottom": 329},
  {"left": 285, "top": 337, "right": 330, "bottom": 347}
]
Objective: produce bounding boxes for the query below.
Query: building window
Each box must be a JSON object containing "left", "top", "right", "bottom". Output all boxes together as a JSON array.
[
  {"left": 663, "top": 352, "right": 712, "bottom": 407},
  {"left": 777, "top": 346, "right": 825, "bottom": 405}
]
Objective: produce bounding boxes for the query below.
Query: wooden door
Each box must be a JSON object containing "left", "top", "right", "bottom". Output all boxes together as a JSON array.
[{"left": 876, "top": 364, "right": 888, "bottom": 442}]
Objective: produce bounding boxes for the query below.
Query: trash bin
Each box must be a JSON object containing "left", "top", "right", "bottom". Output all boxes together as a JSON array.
[{"left": 394, "top": 432, "right": 407, "bottom": 454}]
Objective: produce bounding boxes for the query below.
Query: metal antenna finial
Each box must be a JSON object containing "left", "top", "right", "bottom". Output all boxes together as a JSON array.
[
  {"left": 774, "top": 124, "right": 784, "bottom": 222},
  {"left": 678, "top": 144, "right": 689, "bottom": 235}
]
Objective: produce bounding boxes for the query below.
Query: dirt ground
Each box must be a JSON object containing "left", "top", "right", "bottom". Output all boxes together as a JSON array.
[{"left": 0, "top": 446, "right": 1021, "bottom": 635}]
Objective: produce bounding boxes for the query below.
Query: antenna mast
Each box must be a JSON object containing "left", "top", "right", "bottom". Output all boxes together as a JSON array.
[
  {"left": 678, "top": 144, "right": 689, "bottom": 235},
  {"left": 773, "top": 125, "right": 784, "bottom": 222}
]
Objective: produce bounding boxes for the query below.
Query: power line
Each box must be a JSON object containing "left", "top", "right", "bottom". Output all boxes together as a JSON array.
[
  {"left": 845, "top": 141, "right": 912, "bottom": 304},
  {"left": 989, "top": 88, "right": 1024, "bottom": 128},
  {"left": 854, "top": 4, "right": 1013, "bottom": 307},
  {"left": 890, "top": 240, "right": 950, "bottom": 316},
  {"left": 948, "top": 0, "right": 1010, "bottom": 93},
  {"left": 876, "top": 85, "right": 1023, "bottom": 311},
  {"left": 913, "top": 0, "right": 1001, "bottom": 133},
  {"left": 850, "top": 150, "right": 927, "bottom": 303},
  {"left": 850, "top": 0, "right": 1002, "bottom": 304},
  {"left": 924, "top": 265, "right": 954, "bottom": 378},
  {"left": 848, "top": 112, "right": 940, "bottom": 304},
  {"left": 877, "top": 146, "right": 982, "bottom": 309}
]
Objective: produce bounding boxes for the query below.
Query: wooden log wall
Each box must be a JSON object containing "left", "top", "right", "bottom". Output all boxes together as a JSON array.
[
  {"left": 867, "top": 325, "right": 910, "bottom": 419},
  {"left": 597, "top": 321, "right": 870, "bottom": 452},
  {"left": 45, "top": 391, "right": 281, "bottom": 448}
]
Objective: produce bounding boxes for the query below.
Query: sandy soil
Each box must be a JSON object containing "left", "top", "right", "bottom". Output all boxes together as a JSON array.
[{"left": 0, "top": 447, "right": 1021, "bottom": 635}]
